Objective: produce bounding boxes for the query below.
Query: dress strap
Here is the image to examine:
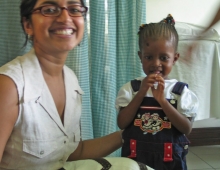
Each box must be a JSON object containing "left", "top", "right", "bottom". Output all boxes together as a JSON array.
[
  {"left": 131, "top": 79, "right": 188, "bottom": 95},
  {"left": 92, "top": 158, "right": 112, "bottom": 170},
  {"left": 171, "top": 82, "right": 188, "bottom": 95},
  {"left": 130, "top": 79, "right": 141, "bottom": 92},
  {"left": 137, "top": 161, "right": 149, "bottom": 170}
]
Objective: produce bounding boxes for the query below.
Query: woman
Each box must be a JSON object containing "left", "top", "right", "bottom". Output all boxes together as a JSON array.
[{"left": 0, "top": 0, "right": 153, "bottom": 169}]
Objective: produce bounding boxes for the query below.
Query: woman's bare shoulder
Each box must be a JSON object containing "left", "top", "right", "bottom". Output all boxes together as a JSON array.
[{"left": 0, "top": 74, "right": 18, "bottom": 105}]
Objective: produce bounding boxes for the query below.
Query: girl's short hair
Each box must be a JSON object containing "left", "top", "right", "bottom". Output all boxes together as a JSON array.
[{"left": 138, "top": 15, "right": 179, "bottom": 51}]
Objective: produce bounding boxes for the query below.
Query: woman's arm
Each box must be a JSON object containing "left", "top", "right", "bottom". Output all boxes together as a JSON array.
[
  {"left": 206, "top": 7, "right": 220, "bottom": 31},
  {"left": 0, "top": 75, "right": 19, "bottom": 162},
  {"left": 67, "top": 130, "right": 123, "bottom": 161},
  {"left": 185, "top": 7, "right": 220, "bottom": 62}
]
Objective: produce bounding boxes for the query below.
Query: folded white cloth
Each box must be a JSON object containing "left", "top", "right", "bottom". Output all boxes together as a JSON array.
[
  {"left": 64, "top": 157, "right": 154, "bottom": 170},
  {"left": 168, "top": 22, "right": 220, "bottom": 121},
  {"left": 175, "top": 22, "right": 220, "bottom": 41}
]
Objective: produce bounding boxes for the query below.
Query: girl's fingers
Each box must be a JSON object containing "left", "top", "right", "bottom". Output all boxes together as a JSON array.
[{"left": 153, "top": 81, "right": 158, "bottom": 89}]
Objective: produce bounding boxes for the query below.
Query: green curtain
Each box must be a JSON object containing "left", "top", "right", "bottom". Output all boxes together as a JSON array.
[
  {"left": 0, "top": 1, "right": 31, "bottom": 65},
  {"left": 89, "top": 0, "right": 146, "bottom": 156},
  {"left": 0, "top": 0, "right": 146, "bottom": 157}
]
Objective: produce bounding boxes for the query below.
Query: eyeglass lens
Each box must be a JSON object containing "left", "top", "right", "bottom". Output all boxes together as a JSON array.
[{"left": 41, "top": 5, "right": 86, "bottom": 17}]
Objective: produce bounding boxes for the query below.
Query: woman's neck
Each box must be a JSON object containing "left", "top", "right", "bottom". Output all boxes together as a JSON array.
[{"left": 34, "top": 46, "right": 68, "bottom": 77}]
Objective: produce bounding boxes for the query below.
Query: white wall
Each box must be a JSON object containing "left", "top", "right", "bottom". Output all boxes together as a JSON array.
[
  {"left": 146, "top": 0, "right": 220, "bottom": 31},
  {"left": 146, "top": 0, "right": 220, "bottom": 123}
]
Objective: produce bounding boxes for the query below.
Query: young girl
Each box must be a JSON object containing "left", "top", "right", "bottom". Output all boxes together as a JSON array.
[{"left": 115, "top": 14, "right": 199, "bottom": 170}]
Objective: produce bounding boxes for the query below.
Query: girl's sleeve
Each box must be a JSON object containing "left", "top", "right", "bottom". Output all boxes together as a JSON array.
[
  {"left": 115, "top": 82, "right": 133, "bottom": 112},
  {"left": 177, "top": 86, "right": 199, "bottom": 121}
]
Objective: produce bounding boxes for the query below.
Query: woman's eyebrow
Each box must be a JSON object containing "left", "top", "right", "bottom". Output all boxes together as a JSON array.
[
  {"left": 67, "top": 1, "right": 82, "bottom": 5},
  {"left": 38, "top": 1, "right": 82, "bottom": 6},
  {"left": 38, "top": 1, "right": 58, "bottom": 6}
]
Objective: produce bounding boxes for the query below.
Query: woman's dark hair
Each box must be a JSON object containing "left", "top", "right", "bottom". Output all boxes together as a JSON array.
[
  {"left": 20, "top": 0, "right": 37, "bottom": 47},
  {"left": 20, "top": 0, "right": 86, "bottom": 47}
]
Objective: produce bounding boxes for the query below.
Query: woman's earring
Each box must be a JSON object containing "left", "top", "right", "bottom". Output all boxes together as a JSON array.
[{"left": 27, "top": 34, "right": 33, "bottom": 42}]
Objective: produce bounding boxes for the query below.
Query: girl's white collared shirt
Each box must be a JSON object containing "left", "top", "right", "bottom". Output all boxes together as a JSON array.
[{"left": 115, "top": 77, "right": 199, "bottom": 120}]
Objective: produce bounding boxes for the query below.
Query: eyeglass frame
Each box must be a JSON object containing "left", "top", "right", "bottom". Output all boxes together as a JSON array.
[{"left": 30, "top": 4, "right": 88, "bottom": 17}]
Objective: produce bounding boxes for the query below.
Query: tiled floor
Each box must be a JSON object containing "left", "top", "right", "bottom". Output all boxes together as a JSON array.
[{"left": 187, "top": 145, "right": 220, "bottom": 170}]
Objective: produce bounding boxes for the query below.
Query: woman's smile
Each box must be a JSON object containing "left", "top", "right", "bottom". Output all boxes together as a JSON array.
[{"left": 52, "top": 29, "right": 74, "bottom": 35}]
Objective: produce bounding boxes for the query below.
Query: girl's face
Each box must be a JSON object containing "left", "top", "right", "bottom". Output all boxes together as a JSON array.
[
  {"left": 138, "top": 38, "right": 179, "bottom": 79},
  {"left": 23, "top": 0, "right": 85, "bottom": 54}
]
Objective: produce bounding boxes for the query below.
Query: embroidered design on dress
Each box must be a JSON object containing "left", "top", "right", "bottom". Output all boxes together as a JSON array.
[{"left": 134, "top": 112, "right": 171, "bottom": 135}]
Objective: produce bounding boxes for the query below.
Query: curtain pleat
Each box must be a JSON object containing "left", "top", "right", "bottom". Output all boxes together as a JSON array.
[
  {"left": 116, "top": 1, "right": 146, "bottom": 90},
  {"left": 66, "top": 26, "right": 94, "bottom": 140},
  {"left": 89, "top": 0, "right": 146, "bottom": 156}
]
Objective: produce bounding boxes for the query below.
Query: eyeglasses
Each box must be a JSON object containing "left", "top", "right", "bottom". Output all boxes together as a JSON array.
[{"left": 31, "top": 4, "right": 88, "bottom": 17}]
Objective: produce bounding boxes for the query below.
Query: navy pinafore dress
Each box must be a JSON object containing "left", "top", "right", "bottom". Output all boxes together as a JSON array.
[{"left": 121, "top": 80, "right": 190, "bottom": 170}]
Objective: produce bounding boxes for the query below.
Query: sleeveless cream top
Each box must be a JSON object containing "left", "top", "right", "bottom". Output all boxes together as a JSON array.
[{"left": 0, "top": 49, "right": 83, "bottom": 170}]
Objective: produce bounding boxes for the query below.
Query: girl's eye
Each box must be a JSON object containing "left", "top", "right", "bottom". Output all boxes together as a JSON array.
[
  {"left": 160, "top": 56, "right": 169, "bottom": 61},
  {"left": 144, "top": 56, "right": 152, "bottom": 60}
]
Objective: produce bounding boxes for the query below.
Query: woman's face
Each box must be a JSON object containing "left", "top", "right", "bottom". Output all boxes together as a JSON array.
[{"left": 24, "top": 0, "right": 85, "bottom": 54}]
